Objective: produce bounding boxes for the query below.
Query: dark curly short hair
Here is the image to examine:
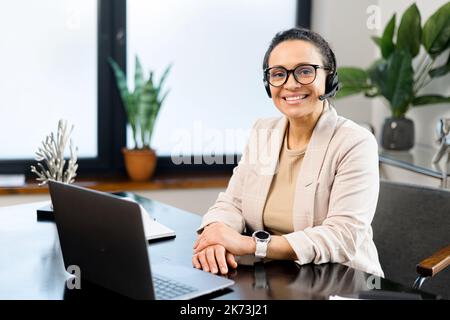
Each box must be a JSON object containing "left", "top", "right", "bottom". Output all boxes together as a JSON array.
[{"left": 263, "top": 27, "right": 337, "bottom": 73}]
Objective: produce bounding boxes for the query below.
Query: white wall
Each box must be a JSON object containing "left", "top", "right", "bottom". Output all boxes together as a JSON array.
[{"left": 311, "top": 0, "right": 378, "bottom": 124}]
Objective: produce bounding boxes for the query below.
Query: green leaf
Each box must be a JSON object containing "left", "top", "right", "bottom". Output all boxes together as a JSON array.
[
  {"left": 146, "top": 101, "right": 160, "bottom": 146},
  {"left": 380, "top": 14, "right": 396, "bottom": 58},
  {"left": 138, "top": 80, "right": 154, "bottom": 120},
  {"left": 412, "top": 94, "right": 450, "bottom": 106},
  {"left": 422, "top": 2, "right": 450, "bottom": 57},
  {"left": 149, "top": 71, "right": 154, "bottom": 87},
  {"left": 381, "top": 50, "right": 414, "bottom": 117},
  {"left": 397, "top": 4, "right": 421, "bottom": 57},
  {"left": 108, "top": 57, "right": 129, "bottom": 104},
  {"left": 371, "top": 36, "right": 382, "bottom": 47},
  {"left": 335, "top": 67, "right": 371, "bottom": 98},
  {"left": 134, "top": 56, "right": 144, "bottom": 99},
  {"left": 156, "top": 63, "right": 173, "bottom": 100},
  {"left": 125, "top": 94, "right": 139, "bottom": 148},
  {"left": 367, "top": 58, "right": 387, "bottom": 91},
  {"left": 429, "top": 52, "right": 450, "bottom": 78},
  {"left": 159, "top": 89, "right": 171, "bottom": 107},
  {"left": 138, "top": 78, "right": 158, "bottom": 147},
  {"left": 108, "top": 57, "right": 141, "bottom": 147}
]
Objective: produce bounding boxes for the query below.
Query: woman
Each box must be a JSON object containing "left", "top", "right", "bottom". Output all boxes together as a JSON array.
[{"left": 192, "top": 27, "right": 383, "bottom": 277}]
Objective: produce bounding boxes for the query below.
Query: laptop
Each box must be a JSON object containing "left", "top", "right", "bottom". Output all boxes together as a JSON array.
[{"left": 48, "top": 181, "right": 234, "bottom": 300}]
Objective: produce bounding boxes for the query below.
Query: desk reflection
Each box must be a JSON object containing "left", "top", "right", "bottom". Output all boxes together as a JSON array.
[{"left": 222, "top": 261, "right": 368, "bottom": 300}]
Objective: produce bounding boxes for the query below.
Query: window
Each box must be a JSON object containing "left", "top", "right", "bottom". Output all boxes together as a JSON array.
[{"left": 0, "top": 0, "right": 127, "bottom": 175}]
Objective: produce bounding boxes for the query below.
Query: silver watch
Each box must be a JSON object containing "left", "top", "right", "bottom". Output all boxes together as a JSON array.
[{"left": 252, "top": 230, "right": 271, "bottom": 258}]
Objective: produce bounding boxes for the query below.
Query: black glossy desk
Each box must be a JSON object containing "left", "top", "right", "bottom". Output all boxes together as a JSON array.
[{"left": 0, "top": 193, "right": 439, "bottom": 300}]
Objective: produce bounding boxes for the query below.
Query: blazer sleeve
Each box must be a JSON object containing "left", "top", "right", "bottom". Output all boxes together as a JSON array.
[
  {"left": 283, "top": 132, "right": 380, "bottom": 265},
  {"left": 197, "top": 120, "right": 260, "bottom": 234}
]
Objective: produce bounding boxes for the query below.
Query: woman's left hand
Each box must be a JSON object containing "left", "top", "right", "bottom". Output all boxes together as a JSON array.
[{"left": 193, "top": 222, "right": 254, "bottom": 256}]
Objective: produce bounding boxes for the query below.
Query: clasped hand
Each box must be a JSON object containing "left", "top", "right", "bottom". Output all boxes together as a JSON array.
[{"left": 192, "top": 222, "right": 254, "bottom": 275}]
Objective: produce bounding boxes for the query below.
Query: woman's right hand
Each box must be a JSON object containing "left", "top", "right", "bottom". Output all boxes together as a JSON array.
[{"left": 192, "top": 244, "right": 238, "bottom": 275}]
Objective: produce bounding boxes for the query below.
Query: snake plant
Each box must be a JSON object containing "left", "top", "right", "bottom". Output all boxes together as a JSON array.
[
  {"left": 336, "top": 2, "right": 450, "bottom": 118},
  {"left": 109, "top": 56, "right": 171, "bottom": 149}
]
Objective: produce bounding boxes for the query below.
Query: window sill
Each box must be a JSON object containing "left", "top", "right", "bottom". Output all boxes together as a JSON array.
[{"left": 0, "top": 172, "right": 231, "bottom": 195}]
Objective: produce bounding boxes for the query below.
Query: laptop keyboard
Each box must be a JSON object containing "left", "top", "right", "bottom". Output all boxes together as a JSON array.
[{"left": 153, "top": 273, "right": 197, "bottom": 300}]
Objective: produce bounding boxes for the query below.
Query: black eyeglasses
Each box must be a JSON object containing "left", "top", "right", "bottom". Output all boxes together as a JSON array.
[{"left": 264, "top": 64, "right": 331, "bottom": 87}]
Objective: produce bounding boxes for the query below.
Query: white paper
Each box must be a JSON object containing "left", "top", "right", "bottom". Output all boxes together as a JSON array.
[
  {"left": 140, "top": 206, "right": 176, "bottom": 241},
  {"left": 0, "top": 174, "right": 26, "bottom": 187},
  {"left": 120, "top": 196, "right": 176, "bottom": 241},
  {"left": 329, "top": 295, "right": 363, "bottom": 300}
]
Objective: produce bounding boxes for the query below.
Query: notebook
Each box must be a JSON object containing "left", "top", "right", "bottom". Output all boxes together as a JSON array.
[
  {"left": 139, "top": 205, "right": 176, "bottom": 241},
  {"left": 120, "top": 196, "right": 176, "bottom": 241}
]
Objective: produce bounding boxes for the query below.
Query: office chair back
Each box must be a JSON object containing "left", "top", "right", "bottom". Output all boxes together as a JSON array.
[{"left": 372, "top": 180, "right": 450, "bottom": 299}]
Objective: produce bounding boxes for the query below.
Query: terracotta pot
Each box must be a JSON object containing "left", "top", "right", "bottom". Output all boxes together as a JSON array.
[{"left": 122, "top": 148, "right": 157, "bottom": 181}]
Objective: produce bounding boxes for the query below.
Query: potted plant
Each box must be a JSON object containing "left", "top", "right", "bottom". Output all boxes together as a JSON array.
[
  {"left": 336, "top": 2, "right": 450, "bottom": 150},
  {"left": 109, "top": 56, "right": 171, "bottom": 181}
]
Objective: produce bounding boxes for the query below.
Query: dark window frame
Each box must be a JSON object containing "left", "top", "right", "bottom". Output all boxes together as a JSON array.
[{"left": 0, "top": 0, "right": 310, "bottom": 177}]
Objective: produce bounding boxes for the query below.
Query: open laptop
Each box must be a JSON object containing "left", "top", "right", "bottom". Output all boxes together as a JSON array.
[{"left": 48, "top": 181, "right": 234, "bottom": 300}]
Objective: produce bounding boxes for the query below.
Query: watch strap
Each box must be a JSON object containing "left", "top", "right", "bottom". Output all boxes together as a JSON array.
[{"left": 255, "top": 239, "right": 268, "bottom": 258}]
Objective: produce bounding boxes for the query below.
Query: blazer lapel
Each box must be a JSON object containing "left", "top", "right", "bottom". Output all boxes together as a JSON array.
[{"left": 292, "top": 100, "right": 338, "bottom": 230}]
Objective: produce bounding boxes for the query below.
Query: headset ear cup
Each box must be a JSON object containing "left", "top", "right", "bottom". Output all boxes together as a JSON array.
[
  {"left": 325, "top": 72, "right": 339, "bottom": 98},
  {"left": 331, "top": 72, "right": 340, "bottom": 97},
  {"left": 264, "top": 79, "right": 272, "bottom": 98}
]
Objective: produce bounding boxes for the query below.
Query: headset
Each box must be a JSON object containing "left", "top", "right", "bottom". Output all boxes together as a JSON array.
[{"left": 263, "top": 50, "right": 340, "bottom": 101}]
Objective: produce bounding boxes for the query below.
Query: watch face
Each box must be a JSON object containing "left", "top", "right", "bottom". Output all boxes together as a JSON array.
[{"left": 255, "top": 231, "right": 270, "bottom": 240}]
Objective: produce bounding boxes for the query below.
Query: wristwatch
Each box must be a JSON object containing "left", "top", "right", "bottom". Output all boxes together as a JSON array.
[{"left": 252, "top": 230, "right": 271, "bottom": 258}]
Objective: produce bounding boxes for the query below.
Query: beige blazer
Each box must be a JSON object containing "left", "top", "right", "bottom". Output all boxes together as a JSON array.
[{"left": 199, "top": 101, "right": 384, "bottom": 277}]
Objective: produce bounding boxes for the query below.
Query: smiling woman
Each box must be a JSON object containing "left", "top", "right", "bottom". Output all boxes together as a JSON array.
[
  {"left": 266, "top": 40, "right": 329, "bottom": 143},
  {"left": 192, "top": 27, "right": 384, "bottom": 278}
]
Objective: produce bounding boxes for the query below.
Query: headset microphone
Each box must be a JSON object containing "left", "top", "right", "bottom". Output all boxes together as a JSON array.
[{"left": 319, "top": 91, "right": 333, "bottom": 101}]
